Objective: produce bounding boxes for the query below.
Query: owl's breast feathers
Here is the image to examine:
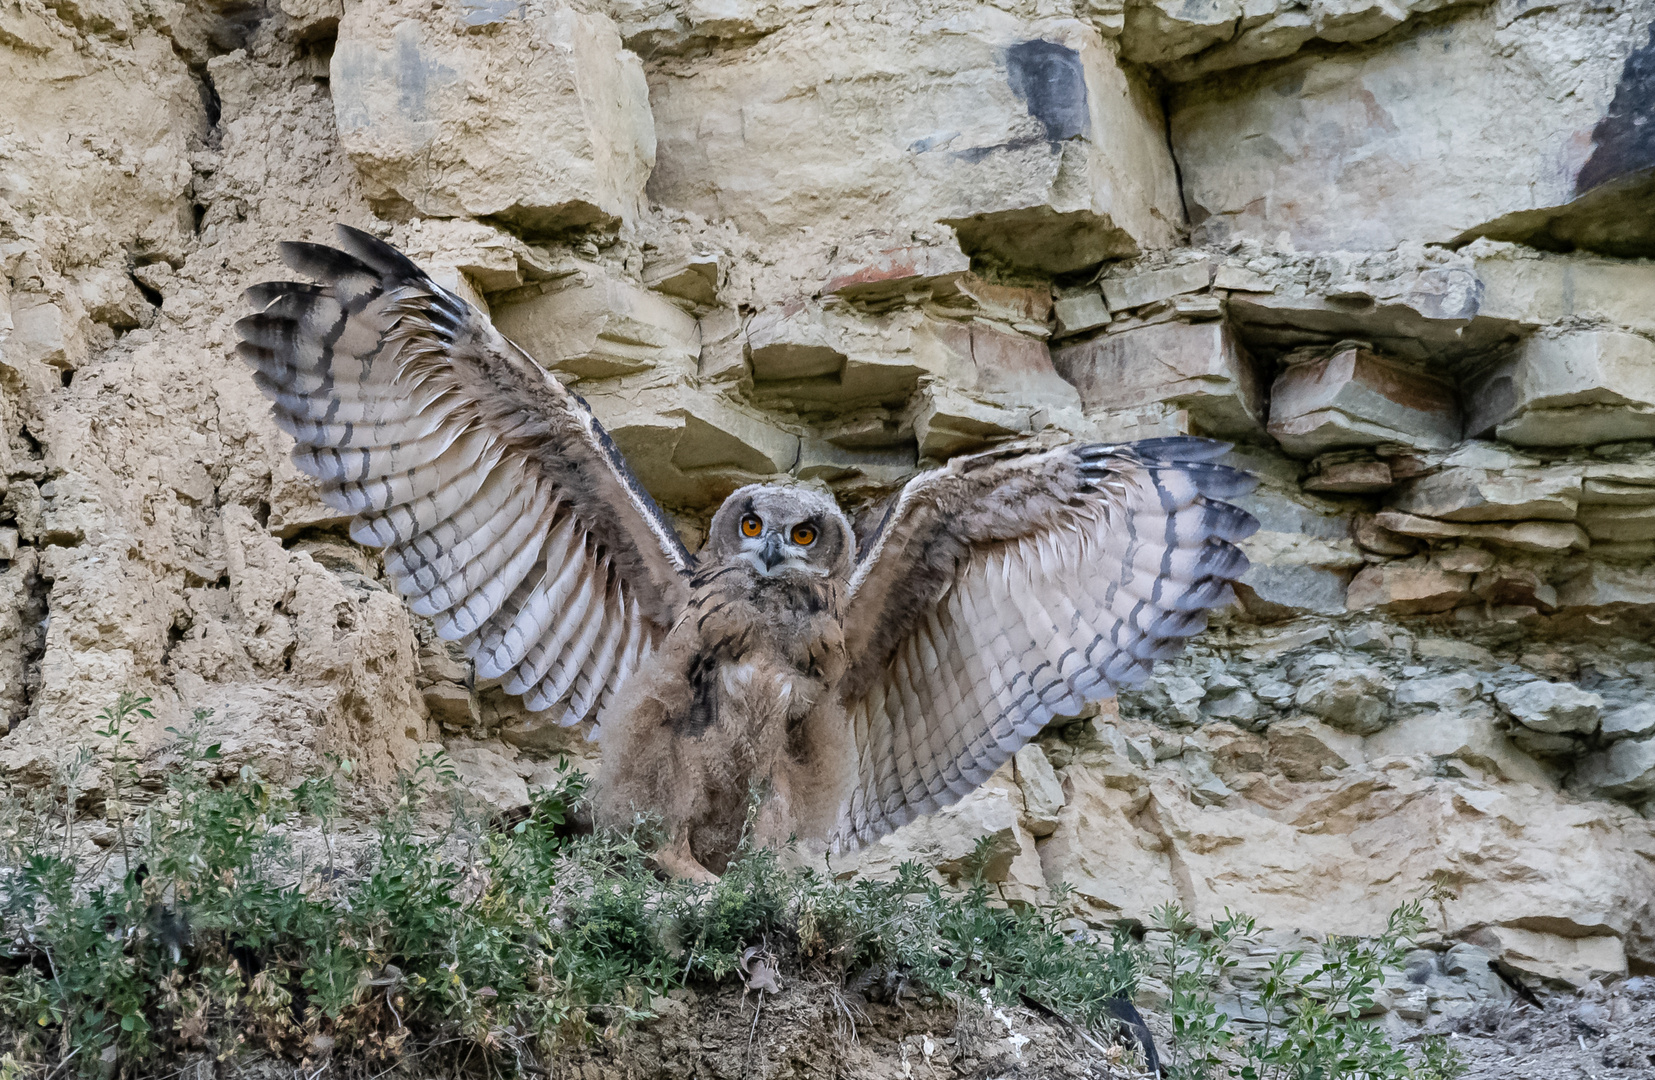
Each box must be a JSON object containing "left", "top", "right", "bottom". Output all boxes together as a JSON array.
[{"left": 670, "top": 564, "right": 848, "bottom": 740}]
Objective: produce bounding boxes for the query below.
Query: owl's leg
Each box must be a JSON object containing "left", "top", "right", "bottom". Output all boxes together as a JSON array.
[{"left": 652, "top": 828, "right": 719, "bottom": 885}]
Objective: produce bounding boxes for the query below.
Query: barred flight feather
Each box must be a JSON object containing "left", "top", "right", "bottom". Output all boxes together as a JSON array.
[
  {"left": 835, "top": 438, "right": 1258, "bottom": 848},
  {"left": 237, "top": 224, "right": 692, "bottom": 733}
]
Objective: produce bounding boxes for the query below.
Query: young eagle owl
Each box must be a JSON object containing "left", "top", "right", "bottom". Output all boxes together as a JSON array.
[{"left": 237, "top": 226, "right": 1259, "bottom": 881}]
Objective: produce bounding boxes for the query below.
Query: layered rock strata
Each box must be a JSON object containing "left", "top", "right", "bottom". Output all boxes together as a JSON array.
[{"left": 1, "top": 0, "right": 1652, "bottom": 1026}]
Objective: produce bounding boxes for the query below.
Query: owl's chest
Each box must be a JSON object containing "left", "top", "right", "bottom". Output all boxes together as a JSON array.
[
  {"left": 672, "top": 574, "right": 847, "bottom": 737},
  {"left": 690, "top": 574, "right": 846, "bottom": 678}
]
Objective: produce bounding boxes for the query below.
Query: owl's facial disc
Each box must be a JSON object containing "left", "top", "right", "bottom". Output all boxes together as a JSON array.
[{"left": 711, "top": 483, "right": 853, "bottom": 582}]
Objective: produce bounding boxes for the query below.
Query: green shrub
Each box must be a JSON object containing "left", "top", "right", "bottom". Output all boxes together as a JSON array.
[
  {"left": 0, "top": 696, "right": 1467, "bottom": 1080},
  {"left": 0, "top": 702, "right": 1141, "bottom": 1076},
  {"left": 1153, "top": 901, "right": 1469, "bottom": 1080}
]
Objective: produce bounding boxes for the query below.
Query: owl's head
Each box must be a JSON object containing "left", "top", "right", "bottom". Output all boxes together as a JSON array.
[{"left": 705, "top": 484, "right": 855, "bottom": 580}]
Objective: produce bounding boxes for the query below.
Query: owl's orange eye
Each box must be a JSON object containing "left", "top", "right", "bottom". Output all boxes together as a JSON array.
[
  {"left": 741, "top": 514, "right": 763, "bottom": 538},
  {"left": 791, "top": 524, "right": 817, "bottom": 546}
]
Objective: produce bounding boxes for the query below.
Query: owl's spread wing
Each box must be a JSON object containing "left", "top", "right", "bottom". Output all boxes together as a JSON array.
[
  {"left": 236, "top": 224, "right": 693, "bottom": 728},
  {"left": 834, "top": 437, "right": 1258, "bottom": 847}
]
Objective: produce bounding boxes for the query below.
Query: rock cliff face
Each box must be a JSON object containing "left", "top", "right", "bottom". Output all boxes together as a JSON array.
[{"left": 2, "top": 0, "right": 1652, "bottom": 1019}]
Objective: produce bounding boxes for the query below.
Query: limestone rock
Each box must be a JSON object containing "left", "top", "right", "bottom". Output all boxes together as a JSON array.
[
  {"left": 1393, "top": 673, "right": 1481, "bottom": 716},
  {"left": 1294, "top": 665, "right": 1392, "bottom": 735},
  {"left": 1374, "top": 512, "right": 1590, "bottom": 555},
  {"left": 1137, "top": 0, "right": 1493, "bottom": 79},
  {"left": 1602, "top": 704, "right": 1655, "bottom": 743},
  {"left": 1472, "top": 567, "right": 1559, "bottom": 614},
  {"left": 1171, "top": 3, "right": 1655, "bottom": 256},
  {"left": 1574, "top": 738, "right": 1655, "bottom": 802},
  {"left": 1051, "top": 320, "right": 1267, "bottom": 438},
  {"left": 1472, "top": 926, "right": 1629, "bottom": 987},
  {"left": 1368, "top": 707, "right": 1553, "bottom": 789},
  {"left": 1099, "top": 259, "right": 1211, "bottom": 312},
  {"left": 824, "top": 245, "right": 972, "bottom": 303},
  {"left": 448, "top": 742, "right": 532, "bottom": 814},
  {"left": 1267, "top": 716, "right": 1363, "bottom": 780},
  {"left": 1303, "top": 456, "right": 1393, "bottom": 494},
  {"left": 332, "top": 0, "right": 654, "bottom": 233},
  {"left": 645, "top": 8, "right": 1182, "bottom": 277},
  {"left": 1578, "top": 504, "right": 1655, "bottom": 543},
  {"left": 1223, "top": 255, "right": 1493, "bottom": 365},
  {"left": 1471, "top": 244, "right": 1655, "bottom": 336},
  {"left": 1268, "top": 348, "right": 1460, "bottom": 457},
  {"left": 1037, "top": 763, "right": 1180, "bottom": 920},
  {"left": 1013, "top": 743, "right": 1065, "bottom": 837},
  {"left": 1555, "top": 563, "right": 1655, "bottom": 614},
  {"left": 1231, "top": 489, "right": 1361, "bottom": 619},
  {"left": 1051, "top": 290, "right": 1111, "bottom": 338},
  {"left": 696, "top": 307, "right": 747, "bottom": 383},
  {"left": 1388, "top": 464, "right": 1582, "bottom": 523},
  {"left": 1346, "top": 564, "right": 1472, "bottom": 615},
  {"left": 492, "top": 267, "right": 701, "bottom": 381},
  {"left": 579, "top": 380, "right": 800, "bottom": 507},
  {"left": 906, "top": 384, "right": 1029, "bottom": 460},
  {"left": 643, "top": 252, "right": 722, "bottom": 307},
  {"left": 1495, "top": 682, "right": 1603, "bottom": 736},
  {"left": 1467, "top": 331, "right": 1655, "bottom": 447},
  {"left": 422, "top": 682, "right": 476, "bottom": 730}
]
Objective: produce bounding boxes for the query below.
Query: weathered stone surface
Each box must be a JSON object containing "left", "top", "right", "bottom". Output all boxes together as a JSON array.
[
  {"left": 1388, "top": 464, "right": 1582, "bottom": 523},
  {"left": 644, "top": 252, "right": 722, "bottom": 306},
  {"left": 1346, "top": 564, "right": 1473, "bottom": 615},
  {"left": 1295, "top": 664, "right": 1392, "bottom": 735},
  {"left": 1495, "top": 682, "right": 1603, "bottom": 736},
  {"left": 1222, "top": 250, "right": 1500, "bottom": 365},
  {"left": 1268, "top": 348, "right": 1460, "bottom": 457},
  {"left": 1557, "top": 563, "right": 1655, "bottom": 614},
  {"left": 1471, "top": 926, "right": 1629, "bottom": 987},
  {"left": 1052, "top": 320, "right": 1266, "bottom": 438},
  {"left": 1467, "top": 331, "right": 1655, "bottom": 447},
  {"left": 449, "top": 742, "right": 532, "bottom": 813},
  {"left": 1579, "top": 504, "right": 1655, "bottom": 543},
  {"left": 1602, "top": 703, "right": 1655, "bottom": 743},
  {"left": 1013, "top": 743, "right": 1065, "bottom": 837},
  {"left": 1303, "top": 455, "right": 1392, "bottom": 494},
  {"left": 1470, "top": 242, "right": 1655, "bottom": 336},
  {"left": 492, "top": 267, "right": 701, "bottom": 380},
  {"left": 1574, "top": 738, "right": 1655, "bottom": 801},
  {"left": 1232, "top": 489, "right": 1362, "bottom": 619},
  {"left": 645, "top": 8, "right": 1182, "bottom": 277},
  {"left": 1133, "top": 0, "right": 1492, "bottom": 79},
  {"left": 333, "top": 0, "right": 654, "bottom": 233},
  {"left": 1374, "top": 512, "right": 1591, "bottom": 555},
  {"left": 1472, "top": 567, "right": 1558, "bottom": 614},
  {"left": 1100, "top": 259, "right": 1211, "bottom": 311},
  {"left": 1368, "top": 707, "right": 1553, "bottom": 789},
  {"left": 1051, "top": 289, "right": 1111, "bottom": 338},
  {"left": 578, "top": 381, "right": 800, "bottom": 506},
  {"left": 281, "top": 0, "right": 343, "bottom": 41},
  {"left": 824, "top": 244, "right": 971, "bottom": 302},
  {"left": 1171, "top": 4, "right": 1655, "bottom": 255}
]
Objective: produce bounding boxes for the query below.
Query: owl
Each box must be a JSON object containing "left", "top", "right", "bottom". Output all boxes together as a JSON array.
[{"left": 237, "top": 226, "right": 1258, "bottom": 881}]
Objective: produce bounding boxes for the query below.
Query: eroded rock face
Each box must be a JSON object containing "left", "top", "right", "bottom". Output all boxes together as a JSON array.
[
  {"left": 1171, "top": 1, "right": 1655, "bottom": 256},
  {"left": 1, "top": 0, "right": 1653, "bottom": 1022},
  {"left": 643, "top": 3, "right": 1182, "bottom": 279},
  {"left": 333, "top": 0, "right": 655, "bottom": 232}
]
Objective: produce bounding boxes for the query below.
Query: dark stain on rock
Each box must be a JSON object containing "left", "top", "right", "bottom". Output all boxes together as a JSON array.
[
  {"left": 1005, "top": 40, "right": 1089, "bottom": 145},
  {"left": 1576, "top": 21, "right": 1655, "bottom": 196}
]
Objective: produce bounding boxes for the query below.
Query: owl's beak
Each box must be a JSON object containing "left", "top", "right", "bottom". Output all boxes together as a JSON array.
[{"left": 760, "top": 533, "right": 786, "bottom": 571}]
